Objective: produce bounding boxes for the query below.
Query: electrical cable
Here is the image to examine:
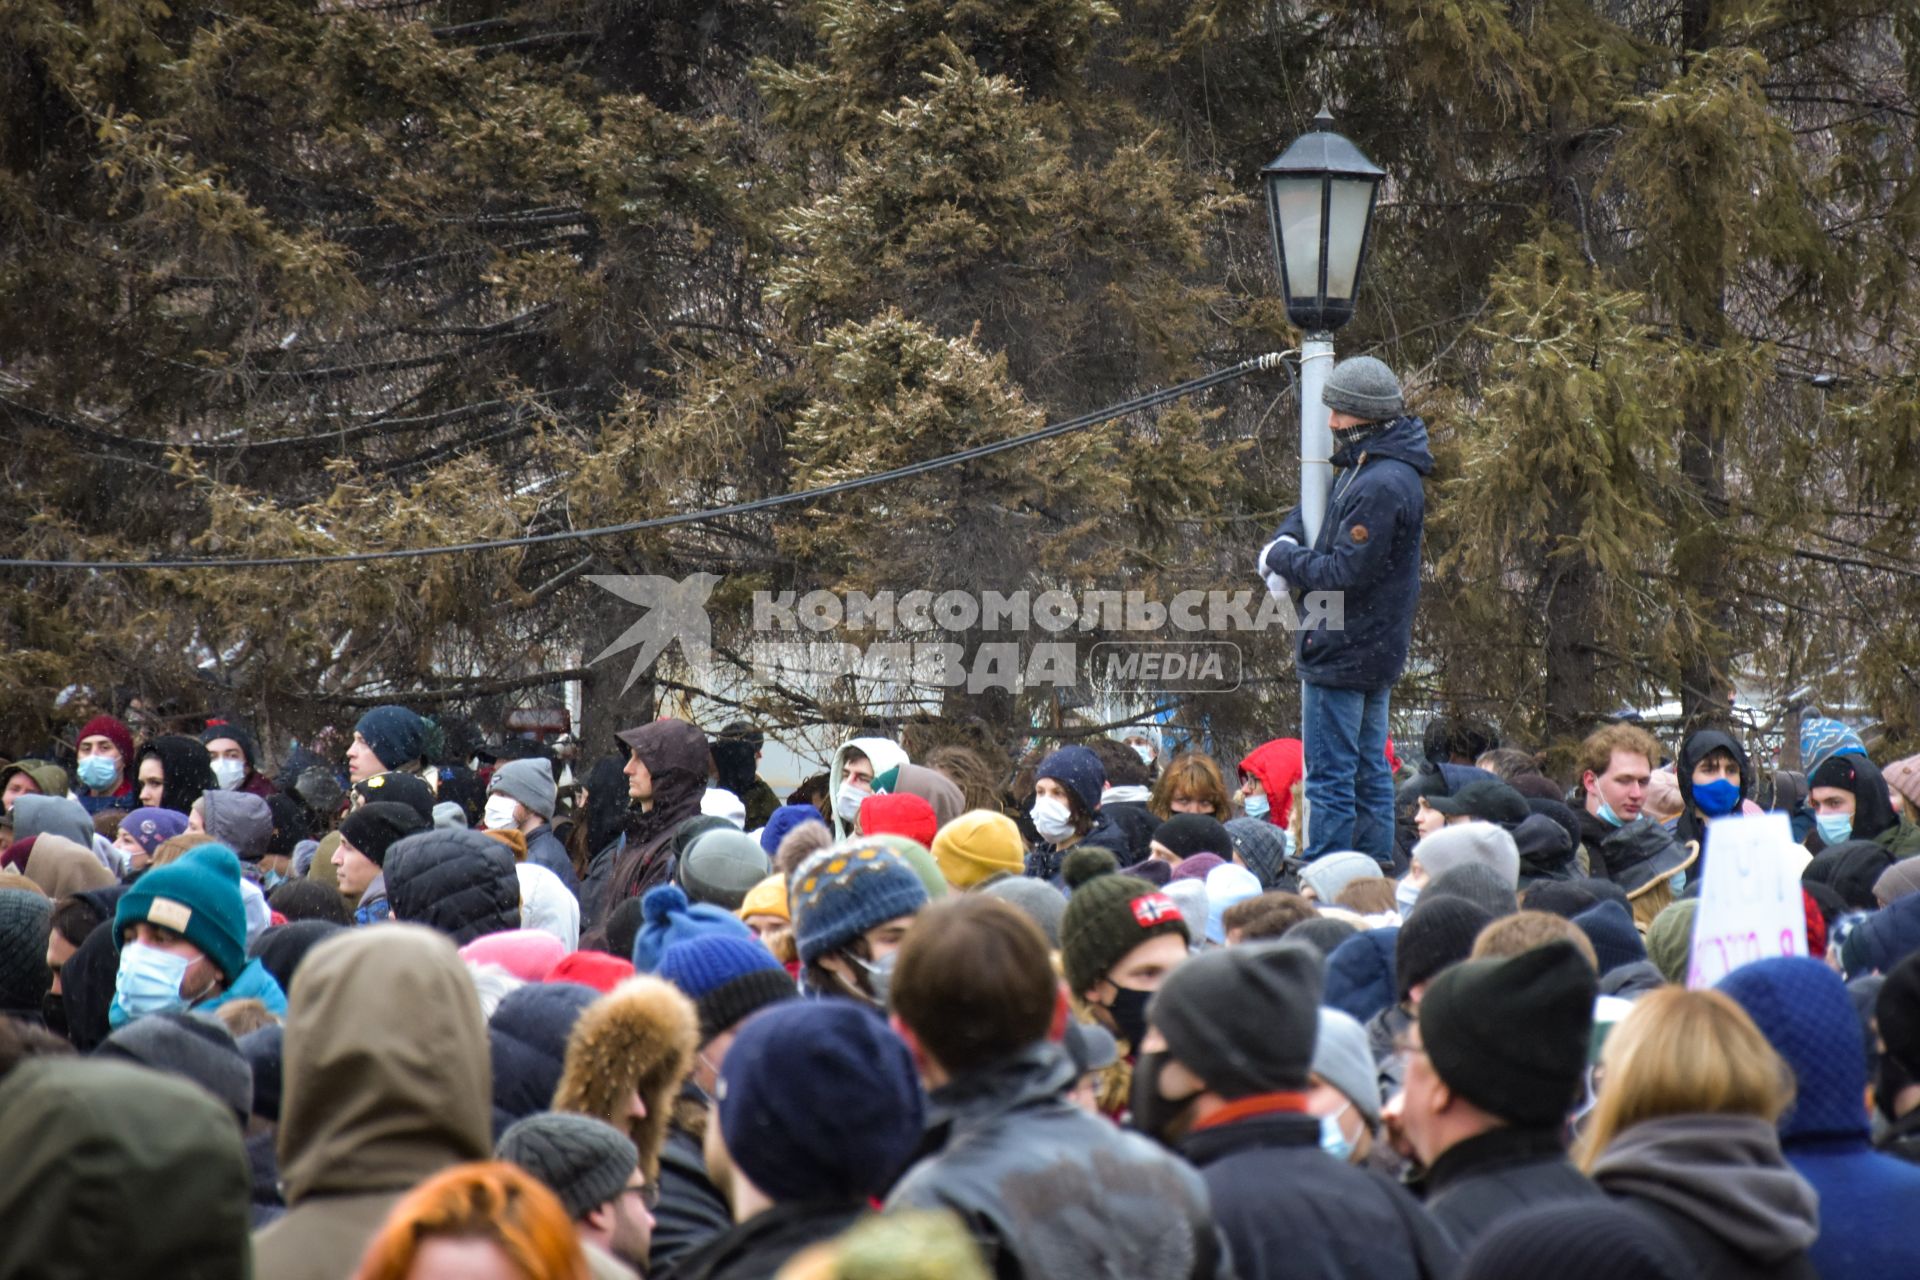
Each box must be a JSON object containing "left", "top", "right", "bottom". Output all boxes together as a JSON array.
[{"left": 0, "top": 352, "right": 1292, "bottom": 572}]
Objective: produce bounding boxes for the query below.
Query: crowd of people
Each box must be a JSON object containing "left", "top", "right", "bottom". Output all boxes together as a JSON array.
[{"left": 4, "top": 697, "right": 1920, "bottom": 1280}]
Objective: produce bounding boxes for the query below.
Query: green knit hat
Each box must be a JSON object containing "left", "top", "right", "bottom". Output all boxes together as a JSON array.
[
  {"left": 1645, "top": 898, "right": 1699, "bottom": 985},
  {"left": 1062, "top": 869, "right": 1190, "bottom": 996},
  {"left": 113, "top": 844, "right": 249, "bottom": 982}
]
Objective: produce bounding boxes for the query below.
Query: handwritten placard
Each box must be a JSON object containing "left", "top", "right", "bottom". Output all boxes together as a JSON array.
[{"left": 1687, "top": 812, "right": 1807, "bottom": 989}]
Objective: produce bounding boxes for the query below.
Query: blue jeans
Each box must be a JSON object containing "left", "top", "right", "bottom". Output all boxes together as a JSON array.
[{"left": 1302, "top": 682, "right": 1394, "bottom": 864}]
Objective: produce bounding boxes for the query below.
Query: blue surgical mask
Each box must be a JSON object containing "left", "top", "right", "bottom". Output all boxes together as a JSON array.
[
  {"left": 1394, "top": 879, "right": 1420, "bottom": 916},
  {"left": 1243, "top": 794, "right": 1270, "bottom": 821},
  {"left": 1817, "top": 813, "right": 1854, "bottom": 845},
  {"left": 109, "top": 942, "right": 191, "bottom": 1028},
  {"left": 1319, "top": 1103, "right": 1354, "bottom": 1161},
  {"left": 1693, "top": 778, "right": 1741, "bottom": 818},
  {"left": 1670, "top": 869, "right": 1686, "bottom": 895},
  {"left": 1596, "top": 801, "right": 1624, "bottom": 828},
  {"left": 76, "top": 756, "right": 118, "bottom": 791}
]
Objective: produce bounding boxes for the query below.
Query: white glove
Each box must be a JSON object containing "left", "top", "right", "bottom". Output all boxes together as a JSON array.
[{"left": 1258, "top": 536, "right": 1297, "bottom": 597}]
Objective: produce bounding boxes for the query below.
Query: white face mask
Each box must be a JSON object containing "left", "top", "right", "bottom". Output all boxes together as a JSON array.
[
  {"left": 1031, "top": 795, "right": 1076, "bottom": 843},
  {"left": 1133, "top": 744, "right": 1156, "bottom": 766},
  {"left": 1395, "top": 879, "right": 1420, "bottom": 916},
  {"left": 210, "top": 757, "right": 247, "bottom": 791},
  {"left": 482, "top": 793, "right": 520, "bottom": 831},
  {"left": 835, "top": 781, "right": 870, "bottom": 823}
]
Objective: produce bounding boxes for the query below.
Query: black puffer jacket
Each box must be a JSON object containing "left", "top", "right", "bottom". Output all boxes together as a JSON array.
[{"left": 383, "top": 829, "right": 521, "bottom": 945}]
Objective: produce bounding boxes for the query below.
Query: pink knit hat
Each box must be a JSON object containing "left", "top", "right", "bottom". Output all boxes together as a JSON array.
[{"left": 459, "top": 928, "right": 567, "bottom": 982}]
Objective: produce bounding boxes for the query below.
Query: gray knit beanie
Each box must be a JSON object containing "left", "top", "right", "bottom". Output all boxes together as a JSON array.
[
  {"left": 1322, "top": 356, "right": 1404, "bottom": 421},
  {"left": 95, "top": 1012, "right": 254, "bottom": 1123},
  {"left": 497, "top": 1111, "right": 638, "bottom": 1219}
]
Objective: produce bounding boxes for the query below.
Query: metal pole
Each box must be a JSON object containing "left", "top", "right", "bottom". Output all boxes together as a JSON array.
[
  {"left": 1299, "top": 332, "right": 1336, "bottom": 545},
  {"left": 1297, "top": 332, "right": 1335, "bottom": 860}
]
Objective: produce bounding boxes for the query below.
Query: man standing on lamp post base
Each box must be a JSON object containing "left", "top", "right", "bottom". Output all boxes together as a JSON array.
[{"left": 1261, "top": 356, "right": 1432, "bottom": 868}]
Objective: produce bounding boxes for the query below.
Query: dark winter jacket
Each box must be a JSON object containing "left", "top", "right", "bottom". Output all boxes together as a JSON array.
[
  {"left": 1422, "top": 1125, "right": 1601, "bottom": 1253},
  {"left": 606, "top": 721, "right": 711, "bottom": 920},
  {"left": 1876, "top": 1106, "right": 1920, "bottom": 1165},
  {"left": 1587, "top": 816, "right": 1692, "bottom": 895},
  {"left": 1026, "top": 810, "right": 1134, "bottom": 883},
  {"left": 1099, "top": 800, "right": 1158, "bottom": 864},
  {"left": 887, "top": 1041, "right": 1228, "bottom": 1280},
  {"left": 1265, "top": 415, "right": 1433, "bottom": 691},
  {"left": 651, "top": 1117, "right": 734, "bottom": 1275},
  {"left": 1181, "top": 1110, "right": 1457, "bottom": 1280},
  {"left": 523, "top": 825, "right": 581, "bottom": 896},
  {"left": 1841, "top": 893, "right": 1920, "bottom": 979},
  {"left": 382, "top": 828, "right": 521, "bottom": 945},
  {"left": 1590, "top": 1114, "right": 1819, "bottom": 1280},
  {"left": 658, "top": 1201, "right": 865, "bottom": 1280}
]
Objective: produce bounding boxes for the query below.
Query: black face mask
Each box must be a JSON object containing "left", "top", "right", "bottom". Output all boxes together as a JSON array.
[
  {"left": 1098, "top": 983, "right": 1154, "bottom": 1052},
  {"left": 41, "top": 990, "right": 67, "bottom": 1039},
  {"left": 1130, "top": 1049, "right": 1204, "bottom": 1145}
]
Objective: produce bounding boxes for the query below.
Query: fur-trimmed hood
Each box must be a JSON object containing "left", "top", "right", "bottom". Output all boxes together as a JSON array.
[{"left": 552, "top": 975, "right": 698, "bottom": 1182}]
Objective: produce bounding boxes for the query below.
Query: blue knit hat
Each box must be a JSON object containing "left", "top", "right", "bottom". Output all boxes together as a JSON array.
[
  {"left": 1572, "top": 899, "right": 1647, "bottom": 976},
  {"left": 355, "top": 705, "right": 428, "bottom": 771},
  {"left": 1323, "top": 926, "right": 1399, "bottom": 1023},
  {"left": 631, "top": 884, "right": 753, "bottom": 973},
  {"left": 658, "top": 934, "right": 797, "bottom": 1042},
  {"left": 1801, "top": 716, "right": 1868, "bottom": 774},
  {"left": 716, "top": 1001, "right": 924, "bottom": 1203},
  {"left": 791, "top": 843, "right": 929, "bottom": 966},
  {"left": 1035, "top": 746, "right": 1105, "bottom": 816},
  {"left": 760, "top": 804, "right": 828, "bottom": 857},
  {"left": 1719, "top": 956, "right": 1869, "bottom": 1140},
  {"left": 113, "top": 844, "right": 249, "bottom": 982}
]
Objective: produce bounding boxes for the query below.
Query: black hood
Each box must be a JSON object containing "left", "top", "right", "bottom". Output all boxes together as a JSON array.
[
  {"left": 1809, "top": 753, "right": 1900, "bottom": 844},
  {"left": 1675, "top": 730, "right": 1751, "bottom": 848},
  {"left": 138, "top": 735, "right": 218, "bottom": 815}
]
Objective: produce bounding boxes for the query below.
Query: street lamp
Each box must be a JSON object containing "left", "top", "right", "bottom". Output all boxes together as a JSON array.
[{"left": 1262, "top": 109, "right": 1385, "bottom": 544}]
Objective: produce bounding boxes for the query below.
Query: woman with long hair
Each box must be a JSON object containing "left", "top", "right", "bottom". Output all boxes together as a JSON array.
[
  {"left": 354, "top": 1162, "right": 589, "bottom": 1280},
  {"left": 1148, "top": 752, "right": 1231, "bottom": 822},
  {"left": 1577, "top": 988, "right": 1819, "bottom": 1279}
]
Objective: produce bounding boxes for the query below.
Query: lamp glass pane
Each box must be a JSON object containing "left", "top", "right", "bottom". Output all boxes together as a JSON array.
[
  {"left": 1270, "top": 176, "right": 1324, "bottom": 302},
  {"left": 1322, "top": 178, "right": 1378, "bottom": 301}
]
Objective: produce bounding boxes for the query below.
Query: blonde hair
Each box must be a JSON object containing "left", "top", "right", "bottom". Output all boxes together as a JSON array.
[
  {"left": 1472, "top": 910, "right": 1599, "bottom": 970},
  {"left": 1576, "top": 987, "right": 1793, "bottom": 1172},
  {"left": 149, "top": 832, "right": 217, "bottom": 868}
]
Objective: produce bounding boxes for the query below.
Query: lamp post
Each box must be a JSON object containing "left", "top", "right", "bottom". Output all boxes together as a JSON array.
[{"left": 1262, "top": 109, "right": 1385, "bottom": 545}]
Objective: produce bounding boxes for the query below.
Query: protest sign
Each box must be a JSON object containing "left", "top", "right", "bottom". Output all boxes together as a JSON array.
[{"left": 1687, "top": 812, "right": 1807, "bottom": 989}]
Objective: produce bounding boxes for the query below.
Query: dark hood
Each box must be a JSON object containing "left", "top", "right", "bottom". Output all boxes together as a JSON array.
[
  {"left": 1512, "top": 811, "right": 1577, "bottom": 883},
  {"left": 1810, "top": 753, "right": 1900, "bottom": 844},
  {"left": 1331, "top": 415, "right": 1434, "bottom": 476},
  {"left": 610, "top": 720, "right": 712, "bottom": 902},
  {"left": 1802, "top": 840, "right": 1895, "bottom": 912},
  {"left": 1676, "top": 730, "right": 1751, "bottom": 847},
  {"left": 924, "top": 1039, "right": 1078, "bottom": 1133},
  {"left": 0, "top": 1058, "right": 252, "bottom": 1278},
  {"left": 140, "top": 735, "right": 218, "bottom": 815},
  {"left": 383, "top": 829, "right": 522, "bottom": 945},
  {"left": 1589, "top": 1113, "right": 1818, "bottom": 1265}
]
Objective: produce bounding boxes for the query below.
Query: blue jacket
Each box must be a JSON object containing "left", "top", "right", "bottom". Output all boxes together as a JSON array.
[
  {"left": 1265, "top": 416, "right": 1432, "bottom": 690},
  {"left": 1720, "top": 957, "right": 1920, "bottom": 1278}
]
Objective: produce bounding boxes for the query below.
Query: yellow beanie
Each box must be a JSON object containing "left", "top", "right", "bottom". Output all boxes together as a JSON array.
[
  {"left": 930, "top": 810, "right": 1026, "bottom": 889},
  {"left": 736, "top": 873, "right": 790, "bottom": 922}
]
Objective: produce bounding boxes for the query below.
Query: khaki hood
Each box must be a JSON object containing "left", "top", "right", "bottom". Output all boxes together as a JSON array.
[
  {"left": 277, "top": 922, "right": 491, "bottom": 1204},
  {"left": 24, "top": 834, "right": 116, "bottom": 899}
]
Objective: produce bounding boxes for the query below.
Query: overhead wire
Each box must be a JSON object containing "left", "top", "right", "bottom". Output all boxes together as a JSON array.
[{"left": 0, "top": 351, "right": 1293, "bottom": 572}]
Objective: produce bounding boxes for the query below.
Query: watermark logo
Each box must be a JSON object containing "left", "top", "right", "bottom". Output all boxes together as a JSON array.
[
  {"left": 585, "top": 573, "right": 721, "bottom": 693},
  {"left": 586, "top": 578, "right": 1336, "bottom": 693}
]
